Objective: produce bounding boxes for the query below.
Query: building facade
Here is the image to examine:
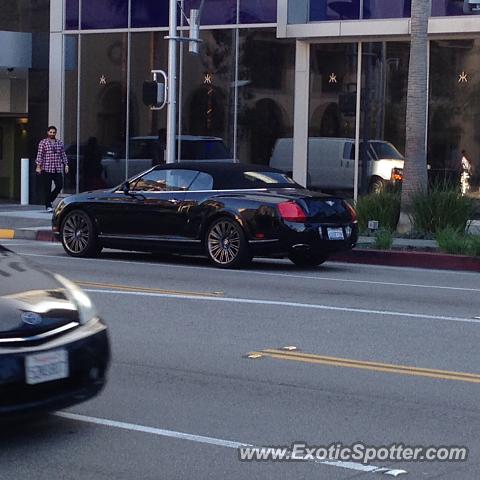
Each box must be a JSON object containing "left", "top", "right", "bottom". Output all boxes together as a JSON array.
[
  {"left": 2, "top": 1, "right": 480, "bottom": 200},
  {"left": 0, "top": 0, "right": 50, "bottom": 202}
]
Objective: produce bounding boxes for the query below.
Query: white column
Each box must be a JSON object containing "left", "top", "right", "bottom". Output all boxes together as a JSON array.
[
  {"left": 292, "top": 40, "right": 309, "bottom": 187},
  {"left": 49, "top": 0, "right": 64, "bottom": 134},
  {"left": 21, "top": 158, "right": 29, "bottom": 205}
]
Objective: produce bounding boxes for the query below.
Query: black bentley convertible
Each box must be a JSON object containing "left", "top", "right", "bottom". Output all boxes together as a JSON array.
[{"left": 53, "top": 162, "right": 358, "bottom": 268}]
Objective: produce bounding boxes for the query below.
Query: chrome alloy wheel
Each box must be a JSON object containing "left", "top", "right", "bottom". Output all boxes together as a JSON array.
[
  {"left": 207, "top": 220, "right": 241, "bottom": 265},
  {"left": 62, "top": 212, "right": 90, "bottom": 254}
]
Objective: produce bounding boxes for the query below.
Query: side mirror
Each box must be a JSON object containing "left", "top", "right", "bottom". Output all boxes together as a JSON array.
[{"left": 122, "top": 181, "right": 130, "bottom": 195}]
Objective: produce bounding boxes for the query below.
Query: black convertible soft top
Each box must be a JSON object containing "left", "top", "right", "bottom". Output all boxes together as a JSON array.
[{"left": 152, "top": 161, "right": 299, "bottom": 190}]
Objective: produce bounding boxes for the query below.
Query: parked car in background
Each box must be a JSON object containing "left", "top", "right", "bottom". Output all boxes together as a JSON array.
[
  {"left": 53, "top": 162, "right": 357, "bottom": 268},
  {"left": 101, "top": 135, "right": 236, "bottom": 188},
  {"left": 0, "top": 244, "right": 110, "bottom": 418},
  {"left": 269, "top": 137, "right": 404, "bottom": 193}
]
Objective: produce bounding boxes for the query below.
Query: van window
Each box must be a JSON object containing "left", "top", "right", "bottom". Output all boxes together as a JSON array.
[
  {"left": 343, "top": 142, "right": 354, "bottom": 160},
  {"left": 369, "top": 142, "right": 403, "bottom": 160}
]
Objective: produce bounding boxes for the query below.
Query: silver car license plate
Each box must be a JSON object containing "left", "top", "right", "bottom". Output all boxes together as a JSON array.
[
  {"left": 25, "top": 349, "right": 69, "bottom": 385},
  {"left": 327, "top": 227, "right": 344, "bottom": 240}
]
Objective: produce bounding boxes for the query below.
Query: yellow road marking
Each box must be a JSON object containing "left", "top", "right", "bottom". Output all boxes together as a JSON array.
[
  {"left": 0, "top": 229, "right": 15, "bottom": 239},
  {"left": 76, "top": 280, "right": 224, "bottom": 298},
  {"left": 247, "top": 348, "right": 480, "bottom": 384}
]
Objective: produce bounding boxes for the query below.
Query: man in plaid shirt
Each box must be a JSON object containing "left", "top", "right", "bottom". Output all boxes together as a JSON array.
[{"left": 36, "top": 126, "right": 69, "bottom": 212}]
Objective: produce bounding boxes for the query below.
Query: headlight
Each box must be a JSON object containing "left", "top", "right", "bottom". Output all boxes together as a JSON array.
[{"left": 54, "top": 274, "right": 98, "bottom": 325}]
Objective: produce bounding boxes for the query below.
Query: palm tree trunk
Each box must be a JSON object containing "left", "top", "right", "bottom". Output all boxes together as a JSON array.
[{"left": 397, "top": 0, "right": 431, "bottom": 233}]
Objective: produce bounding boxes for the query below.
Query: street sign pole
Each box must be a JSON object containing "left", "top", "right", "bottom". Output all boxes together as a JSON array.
[{"left": 166, "top": 0, "right": 178, "bottom": 163}]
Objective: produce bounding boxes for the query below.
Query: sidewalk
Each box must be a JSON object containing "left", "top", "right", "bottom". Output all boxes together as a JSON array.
[{"left": 0, "top": 202, "right": 478, "bottom": 271}]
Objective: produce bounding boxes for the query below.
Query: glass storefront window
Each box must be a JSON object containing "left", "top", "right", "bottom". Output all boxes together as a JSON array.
[
  {"left": 128, "top": 32, "right": 168, "bottom": 179},
  {"left": 307, "top": 43, "right": 357, "bottom": 196},
  {"left": 428, "top": 39, "right": 480, "bottom": 193},
  {"left": 363, "top": 1, "right": 411, "bottom": 19},
  {"left": 78, "top": 34, "right": 127, "bottom": 191},
  {"left": 310, "top": 1, "right": 361, "bottom": 21},
  {"left": 237, "top": 29, "right": 295, "bottom": 165},
  {"left": 240, "top": 0, "right": 277, "bottom": 23},
  {"left": 81, "top": 0, "right": 128, "bottom": 30},
  {"left": 65, "top": 0, "right": 79, "bottom": 30},
  {"left": 131, "top": 0, "right": 168, "bottom": 28},
  {"left": 184, "top": 0, "right": 237, "bottom": 25},
  {"left": 309, "top": 0, "right": 411, "bottom": 21},
  {"left": 432, "top": 0, "right": 475, "bottom": 16},
  {"left": 179, "top": 29, "right": 236, "bottom": 161},
  {"left": 359, "top": 42, "right": 409, "bottom": 195}
]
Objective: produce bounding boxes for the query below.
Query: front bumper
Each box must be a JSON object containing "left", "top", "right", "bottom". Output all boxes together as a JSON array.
[
  {"left": 0, "top": 319, "right": 110, "bottom": 417},
  {"left": 249, "top": 222, "right": 358, "bottom": 257}
]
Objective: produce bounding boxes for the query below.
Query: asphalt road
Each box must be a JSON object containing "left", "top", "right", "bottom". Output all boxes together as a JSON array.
[{"left": 1, "top": 239, "right": 480, "bottom": 479}]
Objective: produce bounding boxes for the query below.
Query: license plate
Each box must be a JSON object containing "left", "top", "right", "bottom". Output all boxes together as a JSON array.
[
  {"left": 327, "top": 227, "right": 344, "bottom": 240},
  {"left": 25, "top": 349, "right": 69, "bottom": 385}
]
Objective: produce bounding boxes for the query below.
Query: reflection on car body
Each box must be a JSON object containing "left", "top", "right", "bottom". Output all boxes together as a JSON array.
[{"left": 53, "top": 162, "right": 358, "bottom": 269}]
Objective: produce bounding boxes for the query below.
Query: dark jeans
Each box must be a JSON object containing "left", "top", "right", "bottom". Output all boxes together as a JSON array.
[{"left": 43, "top": 172, "right": 63, "bottom": 208}]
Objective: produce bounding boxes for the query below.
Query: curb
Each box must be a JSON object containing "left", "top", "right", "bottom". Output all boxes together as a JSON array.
[
  {"left": 1, "top": 229, "right": 479, "bottom": 272},
  {"left": 0, "top": 229, "right": 57, "bottom": 242},
  {"left": 331, "top": 249, "right": 480, "bottom": 272}
]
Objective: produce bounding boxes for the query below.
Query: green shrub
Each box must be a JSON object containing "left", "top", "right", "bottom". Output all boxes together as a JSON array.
[
  {"left": 435, "top": 227, "right": 468, "bottom": 255},
  {"left": 466, "top": 235, "right": 480, "bottom": 257},
  {"left": 356, "top": 192, "right": 401, "bottom": 233},
  {"left": 411, "top": 185, "right": 474, "bottom": 236},
  {"left": 374, "top": 229, "right": 393, "bottom": 250},
  {"left": 436, "top": 228, "right": 480, "bottom": 257}
]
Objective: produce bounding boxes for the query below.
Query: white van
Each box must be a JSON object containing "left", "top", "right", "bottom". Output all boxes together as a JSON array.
[{"left": 269, "top": 137, "right": 404, "bottom": 193}]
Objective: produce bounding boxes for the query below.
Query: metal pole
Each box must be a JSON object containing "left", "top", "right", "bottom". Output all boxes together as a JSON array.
[
  {"left": 178, "top": 0, "right": 184, "bottom": 162},
  {"left": 354, "top": 42, "right": 362, "bottom": 204},
  {"left": 166, "top": 0, "right": 178, "bottom": 163},
  {"left": 21, "top": 158, "right": 29, "bottom": 205}
]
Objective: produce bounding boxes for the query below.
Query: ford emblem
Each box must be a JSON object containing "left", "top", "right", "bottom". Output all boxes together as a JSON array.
[{"left": 21, "top": 312, "right": 42, "bottom": 326}]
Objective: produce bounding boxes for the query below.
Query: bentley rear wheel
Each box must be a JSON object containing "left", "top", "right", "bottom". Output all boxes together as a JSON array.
[{"left": 205, "top": 218, "right": 251, "bottom": 268}]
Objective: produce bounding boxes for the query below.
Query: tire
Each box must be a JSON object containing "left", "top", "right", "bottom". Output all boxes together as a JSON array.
[
  {"left": 288, "top": 251, "right": 328, "bottom": 268},
  {"left": 368, "top": 177, "right": 385, "bottom": 194},
  {"left": 205, "top": 217, "right": 252, "bottom": 268},
  {"left": 61, "top": 209, "right": 101, "bottom": 257}
]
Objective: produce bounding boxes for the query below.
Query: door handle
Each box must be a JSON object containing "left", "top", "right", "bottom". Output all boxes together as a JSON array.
[{"left": 168, "top": 198, "right": 180, "bottom": 204}]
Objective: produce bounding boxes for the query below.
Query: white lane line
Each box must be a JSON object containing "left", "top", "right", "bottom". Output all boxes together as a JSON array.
[
  {"left": 84, "top": 288, "right": 480, "bottom": 325},
  {"left": 1, "top": 241, "right": 60, "bottom": 247},
  {"left": 56, "top": 411, "right": 250, "bottom": 448},
  {"left": 19, "top": 252, "right": 479, "bottom": 292},
  {"left": 56, "top": 412, "right": 406, "bottom": 477}
]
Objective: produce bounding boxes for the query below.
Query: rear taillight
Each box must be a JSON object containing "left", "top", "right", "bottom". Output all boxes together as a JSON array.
[
  {"left": 344, "top": 201, "right": 357, "bottom": 222},
  {"left": 277, "top": 201, "right": 307, "bottom": 222},
  {"left": 391, "top": 167, "right": 403, "bottom": 182}
]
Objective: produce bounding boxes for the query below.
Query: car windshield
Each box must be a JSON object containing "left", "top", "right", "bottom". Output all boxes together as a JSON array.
[{"left": 369, "top": 142, "right": 404, "bottom": 160}]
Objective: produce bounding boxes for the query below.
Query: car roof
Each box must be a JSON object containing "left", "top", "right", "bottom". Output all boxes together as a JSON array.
[{"left": 152, "top": 162, "right": 290, "bottom": 189}]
